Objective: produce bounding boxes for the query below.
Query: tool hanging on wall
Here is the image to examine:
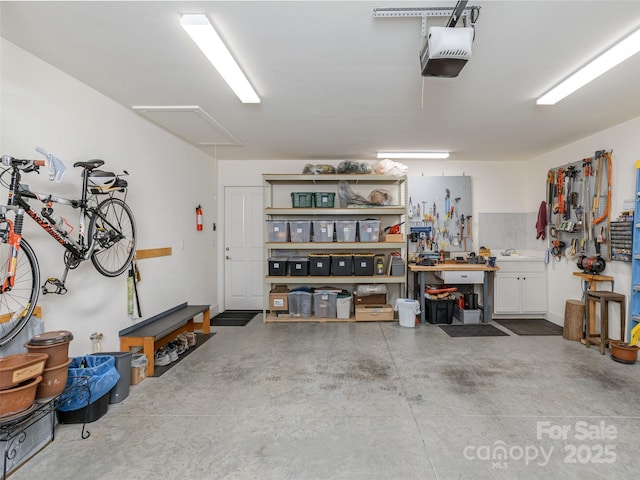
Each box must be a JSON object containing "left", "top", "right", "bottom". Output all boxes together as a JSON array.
[
  {"left": 551, "top": 240, "right": 566, "bottom": 260},
  {"left": 547, "top": 149, "right": 612, "bottom": 261}
]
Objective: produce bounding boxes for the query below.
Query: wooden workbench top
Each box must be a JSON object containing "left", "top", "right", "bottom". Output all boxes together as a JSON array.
[{"left": 408, "top": 263, "right": 499, "bottom": 272}]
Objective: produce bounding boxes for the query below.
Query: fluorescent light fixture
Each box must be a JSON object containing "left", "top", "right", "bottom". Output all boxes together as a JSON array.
[
  {"left": 377, "top": 151, "right": 449, "bottom": 159},
  {"left": 537, "top": 27, "right": 640, "bottom": 105},
  {"left": 181, "top": 14, "right": 260, "bottom": 104}
]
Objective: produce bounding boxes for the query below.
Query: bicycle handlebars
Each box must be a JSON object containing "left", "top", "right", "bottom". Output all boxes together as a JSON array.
[{"left": 0, "top": 155, "right": 45, "bottom": 170}]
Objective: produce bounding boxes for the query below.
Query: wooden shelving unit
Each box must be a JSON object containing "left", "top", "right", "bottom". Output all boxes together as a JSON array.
[{"left": 263, "top": 173, "right": 407, "bottom": 322}]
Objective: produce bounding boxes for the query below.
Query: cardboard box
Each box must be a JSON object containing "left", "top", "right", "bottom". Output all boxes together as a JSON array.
[
  {"left": 355, "top": 304, "right": 394, "bottom": 321},
  {"left": 269, "top": 285, "right": 289, "bottom": 311},
  {"left": 353, "top": 293, "right": 387, "bottom": 305},
  {"left": 384, "top": 233, "right": 404, "bottom": 243},
  {"left": 131, "top": 364, "right": 147, "bottom": 385}
]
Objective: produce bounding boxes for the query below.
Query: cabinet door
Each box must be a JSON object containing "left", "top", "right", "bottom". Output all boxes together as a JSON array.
[
  {"left": 494, "top": 273, "right": 522, "bottom": 313},
  {"left": 521, "top": 272, "right": 547, "bottom": 313}
]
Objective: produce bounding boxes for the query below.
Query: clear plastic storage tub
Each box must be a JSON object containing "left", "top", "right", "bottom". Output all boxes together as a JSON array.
[
  {"left": 335, "top": 220, "right": 357, "bottom": 242},
  {"left": 312, "top": 220, "right": 334, "bottom": 242},
  {"left": 288, "top": 291, "right": 313, "bottom": 317},
  {"left": 267, "top": 221, "right": 288, "bottom": 242},
  {"left": 358, "top": 220, "right": 381, "bottom": 242},
  {"left": 313, "top": 291, "right": 338, "bottom": 318},
  {"left": 289, "top": 221, "right": 312, "bottom": 242}
]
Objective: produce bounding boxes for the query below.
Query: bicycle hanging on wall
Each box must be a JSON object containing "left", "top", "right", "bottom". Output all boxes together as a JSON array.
[{"left": 0, "top": 148, "right": 136, "bottom": 346}]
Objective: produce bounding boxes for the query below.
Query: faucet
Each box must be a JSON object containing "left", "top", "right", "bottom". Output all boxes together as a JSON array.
[{"left": 502, "top": 248, "right": 516, "bottom": 256}]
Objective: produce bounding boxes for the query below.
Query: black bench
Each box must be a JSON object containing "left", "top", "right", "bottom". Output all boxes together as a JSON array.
[{"left": 119, "top": 302, "right": 211, "bottom": 376}]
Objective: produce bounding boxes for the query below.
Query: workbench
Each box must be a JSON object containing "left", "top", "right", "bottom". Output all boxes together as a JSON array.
[{"left": 409, "top": 263, "right": 499, "bottom": 324}]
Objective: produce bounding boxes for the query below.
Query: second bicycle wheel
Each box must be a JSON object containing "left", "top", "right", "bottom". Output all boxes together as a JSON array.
[
  {"left": 89, "top": 197, "right": 136, "bottom": 277},
  {"left": 0, "top": 237, "right": 40, "bottom": 347}
]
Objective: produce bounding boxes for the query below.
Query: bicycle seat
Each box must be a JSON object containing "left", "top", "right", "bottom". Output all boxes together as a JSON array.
[{"left": 73, "top": 159, "right": 104, "bottom": 170}]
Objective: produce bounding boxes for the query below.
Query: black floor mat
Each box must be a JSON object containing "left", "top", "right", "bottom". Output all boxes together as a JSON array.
[
  {"left": 151, "top": 333, "right": 215, "bottom": 377},
  {"left": 439, "top": 324, "right": 510, "bottom": 337},
  {"left": 211, "top": 310, "right": 260, "bottom": 326},
  {"left": 494, "top": 318, "right": 563, "bottom": 336}
]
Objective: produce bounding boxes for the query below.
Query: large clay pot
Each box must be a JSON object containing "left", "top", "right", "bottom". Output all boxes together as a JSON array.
[
  {"left": 25, "top": 330, "right": 73, "bottom": 369},
  {"left": 0, "top": 375, "right": 42, "bottom": 417},
  {"left": 36, "top": 358, "right": 72, "bottom": 400}
]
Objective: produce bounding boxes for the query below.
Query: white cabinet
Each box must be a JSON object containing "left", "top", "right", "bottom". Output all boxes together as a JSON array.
[
  {"left": 494, "top": 261, "right": 547, "bottom": 316},
  {"left": 263, "top": 174, "right": 407, "bottom": 322}
]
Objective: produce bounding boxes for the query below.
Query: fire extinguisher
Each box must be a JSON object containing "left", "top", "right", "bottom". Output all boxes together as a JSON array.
[{"left": 195, "top": 205, "right": 203, "bottom": 231}]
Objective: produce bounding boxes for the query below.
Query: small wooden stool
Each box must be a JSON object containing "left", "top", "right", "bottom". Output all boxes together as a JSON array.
[{"left": 585, "top": 291, "right": 626, "bottom": 355}]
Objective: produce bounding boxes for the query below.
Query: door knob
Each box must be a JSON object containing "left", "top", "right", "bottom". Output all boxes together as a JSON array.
[{"left": 226, "top": 255, "right": 231, "bottom": 260}]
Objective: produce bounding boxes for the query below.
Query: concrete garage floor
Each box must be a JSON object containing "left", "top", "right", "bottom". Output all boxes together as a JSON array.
[{"left": 11, "top": 318, "right": 640, "bottom": 480}]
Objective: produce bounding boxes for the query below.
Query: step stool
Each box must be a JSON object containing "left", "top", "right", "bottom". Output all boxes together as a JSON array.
[{"left": 585, "top": 291, "right": 626, "bottom": 355}]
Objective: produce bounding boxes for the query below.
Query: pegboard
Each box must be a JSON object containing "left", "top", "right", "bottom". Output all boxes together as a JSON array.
[
  {"left": 408, "top": 175, "right": 472, "bottom": 256},
  {"left": 547, "top": 150, "right": 612, "bottom": 262}
]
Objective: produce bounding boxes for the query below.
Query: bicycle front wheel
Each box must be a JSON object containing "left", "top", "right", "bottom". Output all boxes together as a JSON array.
[
  {"left": 89, "top": 197, "right": 136, "bottom": 277},
  {"left": 0, "top": 238, "right": 40, "bottom": 347}
]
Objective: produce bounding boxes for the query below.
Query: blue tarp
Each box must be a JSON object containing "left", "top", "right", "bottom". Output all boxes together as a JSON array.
[{"left": 57, "top": 355, "right": 120, "bottom": 412}]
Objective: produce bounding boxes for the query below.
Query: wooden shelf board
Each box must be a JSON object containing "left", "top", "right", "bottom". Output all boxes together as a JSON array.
[
  {"left": 265, "top": 242, "right": 404, "bottom": 250},
  {"left": 264, "top": 313, "right": 396, "bottom": 323},
  {"left": 266, "top": 275, "right": 404, "bottom": 284},
  {"left": 265, "top": 207, "right": 406, "bottom": 216},
  {"left": 263, "top": 174, "right": 406, "bottom": 183}
]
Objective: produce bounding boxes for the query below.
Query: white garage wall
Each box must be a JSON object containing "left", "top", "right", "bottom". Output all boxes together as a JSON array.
[
  {"left": 524, "top": 116, "right": 640, "bottom": 333},
  {"left": 0, "top": 39, "right": 218, "bottom": 356}
]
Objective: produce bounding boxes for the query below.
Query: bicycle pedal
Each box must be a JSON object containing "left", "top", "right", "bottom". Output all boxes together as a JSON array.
[{"left": 42, "top": 277, "right": 67, "bottom": 295}]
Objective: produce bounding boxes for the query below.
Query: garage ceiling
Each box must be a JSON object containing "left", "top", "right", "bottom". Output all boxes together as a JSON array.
[{"left": 1, "top": 1, "right": 640, "bottom": 162}]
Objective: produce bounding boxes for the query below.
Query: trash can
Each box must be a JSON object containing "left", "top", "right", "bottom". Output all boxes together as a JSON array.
[
  {"left": 56, "top": 355, "right": 120, "bottom": 424},
  {"left": 336, "top": 293, "right": 352, "bottom": 319},
  {"left": 92, "top": 351, "right": 132, "bottom": 404},
  {"left": 395, "top": 299, "right": 420, "bottom": 328}
]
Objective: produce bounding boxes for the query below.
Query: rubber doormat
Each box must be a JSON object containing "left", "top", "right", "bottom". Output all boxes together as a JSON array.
[
  {"left": 494, "top": 318, "right": 563, "bottom": 336},
  {"left": 211, "top": 310, "right": 260, "bottom": 326},
  {"left": 152, "top": 333, "right": 215, "bottom": 377},
  {"left": 439, "top": 324, "right": 510, "bottom": 337}
]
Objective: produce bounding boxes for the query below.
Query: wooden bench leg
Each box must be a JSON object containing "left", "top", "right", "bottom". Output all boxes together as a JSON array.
[
  {"left": 144, "top": 337, "right": 156, "bottom": 376},
  {"left": 202, "top": 309, "right": 210, "bottom": 335}
]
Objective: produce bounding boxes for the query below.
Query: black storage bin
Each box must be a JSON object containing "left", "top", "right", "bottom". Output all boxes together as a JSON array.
[
  {"left": 353, "top": 254, "right": 375, "bottom": 276},
  {"left": 309, "top": 254, "right": 331, "bottom": 276},
  {"left": 331, "top": 254, "right": 353, "bottom": 276},
  {"left": 426, "top": 298, "right": 455, "bottom": 324},
  {"left": 268, "top": 256, "right": 288, "bottom": 276},
  {"left": 92, "top": 351, "right": 131, "bottom": 404},
  {"left": 289, "top": 256, "right": 309, "bottom": 276}
]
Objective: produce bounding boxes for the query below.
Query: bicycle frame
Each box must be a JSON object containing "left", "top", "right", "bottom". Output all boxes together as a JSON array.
[
  {"left": 6, "top": 163, "right": 96, "bottom": 261},
  {"left": 0, "top": 161, "right": 123, "bottom": 292}
]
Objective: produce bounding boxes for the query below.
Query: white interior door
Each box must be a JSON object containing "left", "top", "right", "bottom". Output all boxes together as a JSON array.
[{"left": 224, "top": 186, "right": 264, "bottom": 310}]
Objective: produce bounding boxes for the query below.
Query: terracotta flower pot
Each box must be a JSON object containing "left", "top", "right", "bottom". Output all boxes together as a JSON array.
[
  {"left": 0, "top": 375, "right": 42, "bottom": 417},
  {"left": 36, "top": 358, "right": 72, "bottom": 400},
  {"left": 610, "top": 341, "right": 639, "bottom": 364},
  {"left": 25, "top": 330, "right": 73, "bottom": 369}
]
